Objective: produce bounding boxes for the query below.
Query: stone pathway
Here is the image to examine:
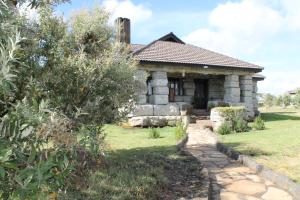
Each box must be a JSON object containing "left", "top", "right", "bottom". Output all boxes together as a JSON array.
[{"left": 186, "top": 123, "right": 294, "bottom": 200}]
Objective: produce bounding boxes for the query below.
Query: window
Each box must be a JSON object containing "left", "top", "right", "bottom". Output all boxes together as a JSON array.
[{"left": 168, "top": 78, "right": 184, "bottom": 96}]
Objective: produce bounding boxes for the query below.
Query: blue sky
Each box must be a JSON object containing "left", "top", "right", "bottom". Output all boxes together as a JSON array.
[{"left": 56, "top": 0, "right": 300, "bottom": 95}]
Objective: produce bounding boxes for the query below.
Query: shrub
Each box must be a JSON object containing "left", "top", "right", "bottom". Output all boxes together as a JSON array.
[
  {"left": 215, "top": 106, "right": 246, "bottom": 122},
  {"left": 217, "top": 122, "right": 232, "bottom": 135},
  {"left": 175, "top": 122, "right": 187, "bottom": 141},
  {"left": 253, "top": 115, "right": 265, "bottom": 130},
  {"left": 148, "top": 128, "right": 160, "bottom": 139},
  {"left": 233, "top": 117, "right": 249, "bottom": 133}
]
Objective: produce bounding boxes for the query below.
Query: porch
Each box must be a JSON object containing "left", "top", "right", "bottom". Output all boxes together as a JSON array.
[
  {"left": 136, "top": 71, "right": 258, "bottom": 116},
  {"left": 129, "top": 70, "right": 259, "bottom": 127}
]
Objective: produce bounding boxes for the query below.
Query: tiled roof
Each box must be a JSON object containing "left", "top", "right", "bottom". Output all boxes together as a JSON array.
[
  {"left": 132, "top": 40, "right": 263, "bottom": 70},
  {"left": 130, "top": 44, "right": 145, "bottom": 52}
]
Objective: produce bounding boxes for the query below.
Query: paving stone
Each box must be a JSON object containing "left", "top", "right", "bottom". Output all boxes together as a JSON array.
[
  {"left": 221, "top": 192, "right": 260, "bottom": 200},
  {"left": 185, "top": 123, "right": 294, "bottom": 200},
  {"left": 246, "top": 174, "right": 262, "bottom": 183},
  {"left": 265, "top": 180, "right": 274, "bottom": 186},
  {"left": 262, "top": 187, "right": 293, "bottom": 200},
  {"left": 226, "top": 180, "right": 267, "bottom": 195}
]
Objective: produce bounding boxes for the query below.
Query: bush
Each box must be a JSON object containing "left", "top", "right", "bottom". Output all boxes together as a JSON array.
[
  {"left": 253, "top": 115, "right": 265, "bottom": 130},
  {"left": 148, "top": 128, "right": 160, "bottom": 139},
  {"left": 215, "top": 106, "right": 246, "bottom": 122},
  {"left": 175, "top": 122, "right": 187, "bottom": 141},
  {"left": 217, "top": 122, "right": 232, "bottom": 135},
  {"left": 233, "top": 117, "right": 249, "bottom": 133}
]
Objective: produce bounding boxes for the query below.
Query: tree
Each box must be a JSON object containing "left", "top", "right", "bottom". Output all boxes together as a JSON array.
[
  {"left": 275, "top": 95, "right": 283, "bottom": 107},
  {"left": 294, "top": 90, "right": 300, "bottom": 108},
  {"left": 0, "top": 1, "right": 140, "bottom": 198},
  {"left": 282, "top": 94, "right": 292, "bottom": 108},
  {"left": 262, "top": 93, "right": 275, "bottom": 108}
]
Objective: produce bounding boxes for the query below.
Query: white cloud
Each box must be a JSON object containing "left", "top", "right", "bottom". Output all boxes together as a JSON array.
[
  {"left": 102, "top": 0, "right": 152, "bottom": 24},
  {"left": 279, "top": 0, "right": 300, "bottom": 31},
  {"left": 258, "top": 70, "right": 300, "bottom": 95},
  {"left": 183, "top": 0, "right": 284, "bottom": 56}
]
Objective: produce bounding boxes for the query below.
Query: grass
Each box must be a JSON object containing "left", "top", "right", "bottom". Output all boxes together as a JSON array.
[
  {"left": 59, "top": 124, "right": 206, "bottom": 199},
  {"left": 220, "top": 107, "right": 300, "bottom": 183}
]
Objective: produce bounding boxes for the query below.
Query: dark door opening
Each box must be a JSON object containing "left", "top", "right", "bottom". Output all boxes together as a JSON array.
[{"left": 194, "top": 79, "right": 208, "bottom": 109}]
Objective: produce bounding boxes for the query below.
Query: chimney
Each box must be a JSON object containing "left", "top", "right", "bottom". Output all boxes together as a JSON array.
[{"left": 115, "top": 17, "right": 131, "bottom": 44}]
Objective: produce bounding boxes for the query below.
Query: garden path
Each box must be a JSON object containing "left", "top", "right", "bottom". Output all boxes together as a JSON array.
[{"left": 186, "top": 123, "right": 294, "bottom": 200}]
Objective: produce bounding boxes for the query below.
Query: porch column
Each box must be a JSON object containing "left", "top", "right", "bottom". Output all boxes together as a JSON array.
[
  {"left": 150, "top": 71, "right": 169, "bottom": 105},
  {"left": 134, "top": 69, "right": 147, "bottom": 104},
  {"left": 224, "top": 74, "right": 240, "bottom": 104},
  {"left": 240, "top": 75, "right": 254, "bottom": 118},
  {"left": 252, "top": 80, "right": 259, "bottom": 115}
]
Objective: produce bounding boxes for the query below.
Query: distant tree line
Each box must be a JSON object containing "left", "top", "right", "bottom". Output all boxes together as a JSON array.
[{"left": 261, "top": 89, "right": 300, "bottom": 108}]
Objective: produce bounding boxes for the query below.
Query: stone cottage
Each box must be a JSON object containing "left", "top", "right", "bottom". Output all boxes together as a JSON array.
[{"left": 115, "top": 18, "right": 265, "bottom": 126}]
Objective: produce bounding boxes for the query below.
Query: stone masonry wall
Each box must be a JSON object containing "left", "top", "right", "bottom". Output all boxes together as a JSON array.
[
  {"left": 134, "top": 69, "right": 147, "bottom": 104},
  {"left": 224, "top": 75, "right": 240, "bottom": 104},
  {"left": 149, "top": 71, "right": 169, "bottom": 105},
  {"left": 240, "top": 75, "right": 254, "bottom": 118},
  {"left": 208, "top": 78, "right": 224, "bottom": 101},
  {"left": 252, "top": 80, "right": 259, "bottom": 115}
]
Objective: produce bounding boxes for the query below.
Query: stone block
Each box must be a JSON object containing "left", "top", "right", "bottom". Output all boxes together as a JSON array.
[
  {"left": 183, "top": 95, "right": 194, "bottom": 103},
  {"left": 151, "top": 79, "right": 168, "bottom": 87},
  {"left": 185, "top": 88, "right": 195, "bottom": 96},
  {"left": 225, "top": 75, "right": 239, "bottom": 82},
  {"left": 183, "top": 81, "right": 195, "bottom": 89},
  {"left": 241, "top": 90, "right": 253, "bottom": 97},
  {"left": 240, "top": 79, "right": 253, "bottom": 85},
  {"left": 150, "top": 95, "right": 168, "bottom": 105},
  {"left": 224, "top": 81, "right": 239, "bottom": 88},
  {"left": 148, "top": 116, "right": 168, "bottom": 127},
  {"left": 153, "top": 104, "right": 180, "bottom": 116},
  {"left": 151, "top": 71, "right": 167, "bottom": 79},
  {"left": 175, "top": 96, "right": 184, "bottom": 102},
  {"left": 128, "top": 117, "right": 150, "bottom": 127},
  {"left": 240, "top": 84, "right": 253, "bottom": 91},
  {"left": 132, "top": 105, "right": 153, "bottom": 116},
  {"left": 153, "top": 86, "right": 169, "bottom": 95},
  {"left": 137, "top": 95, "right": 147, "bottom": 104},
  {"left": 134, "top": 69, "right": 147, "bottom": 79}
]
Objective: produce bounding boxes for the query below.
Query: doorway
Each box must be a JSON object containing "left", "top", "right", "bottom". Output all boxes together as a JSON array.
[{"left": 194, "top": 79, "right": 208, "bottom": 109}]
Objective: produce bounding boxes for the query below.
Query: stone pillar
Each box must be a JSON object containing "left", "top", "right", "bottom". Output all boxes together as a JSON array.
[
  {"left": 183, "top": 79, "right": 195, "bottom": 103},
  {"left": 252, "top": 80, "right": 259, "bottom": 115},
  {"left": 150, "top": 71, "right": 169, "bottom": 105},
  {"left": 208, "top": 78, "right": 224, "bottom": 101},
  {"left": 224, "top": 75, "right": 240, "bottom": 104},
  {"left": 240, "top": 75, "right": 254, "bottom": 118},
  {"left": 134, "top": 69, "right": 147, "bottom": 105}
]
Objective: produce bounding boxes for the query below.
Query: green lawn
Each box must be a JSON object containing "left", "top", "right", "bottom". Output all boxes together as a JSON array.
[
  {"left": 59, "top": 125, "right": 206, "bottom": 200},
  {"left": 220, "top": 107, "right": 300, "bottom": 183}
]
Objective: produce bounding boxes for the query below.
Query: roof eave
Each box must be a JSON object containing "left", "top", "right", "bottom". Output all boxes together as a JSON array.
[{"left": 137, "top": 60, "right": 264, "bottom": 73}]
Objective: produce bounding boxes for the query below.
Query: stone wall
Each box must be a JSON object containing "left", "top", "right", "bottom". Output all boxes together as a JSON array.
[
  {"left": 224, "top": 75, "right": 240, "bottom": 104},
  {"left": 134, "top": 69, "right": 147, "bottom": 104},
  {"left": 149, "top": 71, "right": 169, "bottom": 105},
  {"left": 128, "top": 103, "right": 190, "bottom": 127},
  {"left": 208, "top": 78, "right": 224, "bottom": 101},
  {"left": 252, "top": 80, "right": 259, "bottom": 115},
  {"left": 240, "top": 75, "right": 254, "bottom": 118}
]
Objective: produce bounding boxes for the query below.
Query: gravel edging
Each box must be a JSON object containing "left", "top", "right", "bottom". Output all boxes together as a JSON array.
[
  {"left": 177, "top": 135, "right": 210, "bottom": 200},
  {"left": 215, "top": 139, "right": 300, "bottom": 200}
]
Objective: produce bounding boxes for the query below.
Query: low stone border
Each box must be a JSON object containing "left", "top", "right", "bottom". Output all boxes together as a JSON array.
[{"left": 216, "top": 141, "right": 300, "bottom": 200}]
